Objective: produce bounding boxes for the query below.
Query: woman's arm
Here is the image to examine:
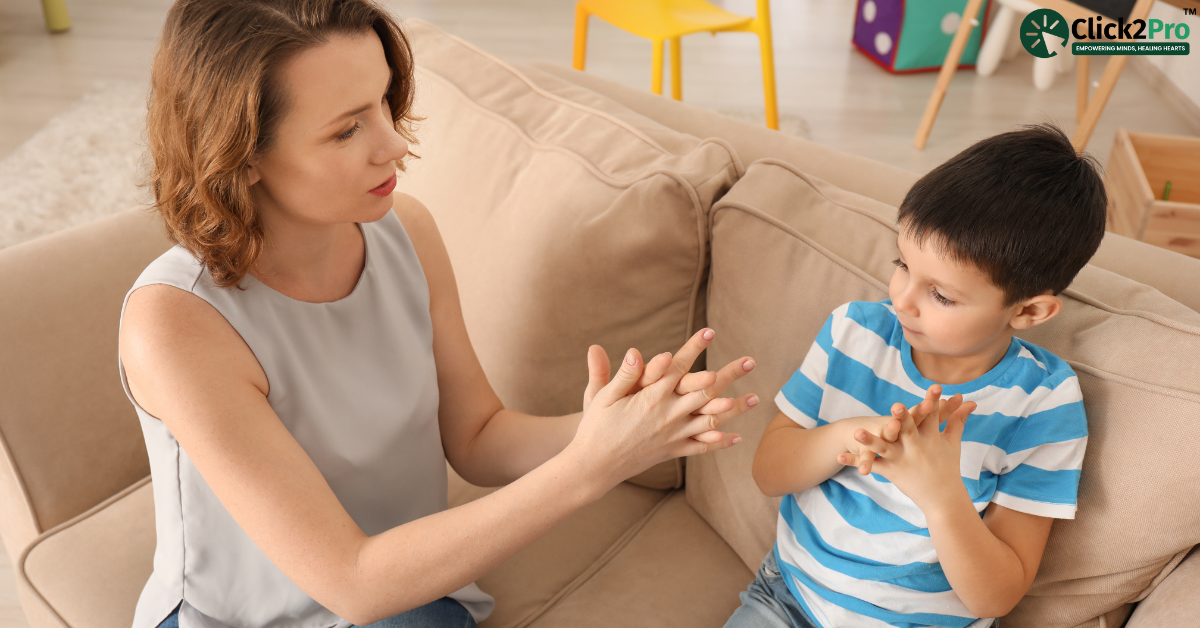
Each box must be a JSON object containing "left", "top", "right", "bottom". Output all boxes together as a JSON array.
[
  {"left": 392, "top": 192, "right": 755, "bottom": 486},
  {"left": 121, "top": 283, "right": 742, "bottom": 625}
]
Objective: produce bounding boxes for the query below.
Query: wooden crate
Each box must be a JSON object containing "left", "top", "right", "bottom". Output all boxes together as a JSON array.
[{"left": 1105, "top": 127, "right": 1200, "bottom": 258}]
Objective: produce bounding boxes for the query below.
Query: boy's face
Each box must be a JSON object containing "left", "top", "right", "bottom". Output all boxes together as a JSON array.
[{"left": 889, "top": 230, "right": 1019, "bottom": 359}]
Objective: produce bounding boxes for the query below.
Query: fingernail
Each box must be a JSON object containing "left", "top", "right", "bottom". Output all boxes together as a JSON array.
[
  {"left": 732, "top": 437, "right": 742, "bottom": 445},
  {"left": 743, "top": 359, "right": 755, "bottom": 372},
  {"left": 747, "top": 395, "right": 759, "bottom": 407},
  {"left": 856, "top": 432, "right": 866, "bottom": 442},
  {"left": 625, "top": 350, "right": 636, "bottom": 366},
  {"left": 702, "top": 329, "right": 715, "bottom": 341}
]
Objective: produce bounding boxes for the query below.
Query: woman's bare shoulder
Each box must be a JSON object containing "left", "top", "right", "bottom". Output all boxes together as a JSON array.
[{"left": 121, "top": 284, "right": 268, "bottom": 413}]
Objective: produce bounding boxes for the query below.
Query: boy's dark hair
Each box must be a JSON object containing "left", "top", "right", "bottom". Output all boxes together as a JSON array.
[{"left": 898, "top": 123, "right": 1107, "bottom": 306}]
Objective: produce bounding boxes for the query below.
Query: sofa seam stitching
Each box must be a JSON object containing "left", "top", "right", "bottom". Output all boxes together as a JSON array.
[{"left": 16, "top": 474, "right": 153, "bottom": 628}]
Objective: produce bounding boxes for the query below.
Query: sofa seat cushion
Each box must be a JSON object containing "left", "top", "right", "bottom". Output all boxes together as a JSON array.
[
  {"left": 18, "top": 477, "right": 154, "bottom": 628},
  {"left": 447, "top": 469, "right": 684, "bottom": 628},
  {"left": 399, "top": 20, "right": 744, "bottom": 490},
  {"left": 693, "top": 159, "right": 1200, "bottom": 628},
  {"left": 526, "top": 492, "right": 752, "bottom": 628}
]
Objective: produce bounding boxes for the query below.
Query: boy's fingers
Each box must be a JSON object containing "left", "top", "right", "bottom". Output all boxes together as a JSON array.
[
  {"left": 583, "top": 345, "right": 610, "bottom": 407},
  {"left": 911, "top": 385, "right": 943, "bottom": 424},
  {"left": 666, "top": 328, "right": 716, "bottom": 384},
  {"left": 881, "top": 417, "right": 902, "bottom": 442},
  {"left": 855, "top": 429, "right": 894, "bottom": 459},
  {"left": 893, "top": 403, "right": 919, "bottom": 437},
  {"left": 856, "top": 448, "right": 876, "bottom": 475},
  {"left": 943, "top": 401, "right": 977, "bottom": 443},
  {"left": 591, "top": 348, "right": 645, "bottom": 408}
]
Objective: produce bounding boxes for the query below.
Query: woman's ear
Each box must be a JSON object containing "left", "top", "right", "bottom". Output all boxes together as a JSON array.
[
  {"left": 1009, "top": 294, "right": 1063, "bottom": 330},
  {"left": 246, "top": 155, "right": 262, "bottom": 186}
]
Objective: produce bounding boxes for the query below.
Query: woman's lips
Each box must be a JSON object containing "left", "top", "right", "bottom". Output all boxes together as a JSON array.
[{"left": 369, "top": 172, "right": 397, "bottom": 197}]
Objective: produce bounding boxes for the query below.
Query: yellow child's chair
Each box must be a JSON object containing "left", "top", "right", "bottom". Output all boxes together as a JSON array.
[{"left": 573, "top": 0, "right": 779, "bottom": 130}]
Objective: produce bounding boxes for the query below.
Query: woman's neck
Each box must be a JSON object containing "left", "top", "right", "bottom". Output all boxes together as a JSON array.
[{"left": 251, "top": 210, "right": 366, "bottom": 303}]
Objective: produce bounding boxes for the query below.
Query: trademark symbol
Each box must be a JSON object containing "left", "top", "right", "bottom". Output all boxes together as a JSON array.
[{"left": 1186, "top": 7, "right": 1197, "bottom": 15}]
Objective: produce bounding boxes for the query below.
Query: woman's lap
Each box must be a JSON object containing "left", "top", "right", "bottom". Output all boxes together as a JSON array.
[{"left": 154, "top": 598, "right": 474, "bottom": 628}]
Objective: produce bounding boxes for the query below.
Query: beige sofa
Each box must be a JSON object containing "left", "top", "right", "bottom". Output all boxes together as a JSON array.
[{"left": 1, "top": 20, "right": 1198, "bottom": 628}]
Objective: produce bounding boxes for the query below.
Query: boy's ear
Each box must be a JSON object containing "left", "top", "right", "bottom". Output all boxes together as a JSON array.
[{"left": 1009, "top": 294, "right": 1062, "bottom": 330}]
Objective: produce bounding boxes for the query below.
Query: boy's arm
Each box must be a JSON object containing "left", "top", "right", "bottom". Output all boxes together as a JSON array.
[
  {"left": 924, "top": 498, "right": 1053, "bottom": 618},
  {"left": 752, "top": 411, "right": 894, "bottom": 496}
]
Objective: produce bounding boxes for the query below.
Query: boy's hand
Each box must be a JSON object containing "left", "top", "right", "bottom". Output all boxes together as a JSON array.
[
  {"left": 841, "top": 384, "right": 977, "bottom": 512},
  {"left": 838, "top": 386, "right": 947, "bottom": 475}
]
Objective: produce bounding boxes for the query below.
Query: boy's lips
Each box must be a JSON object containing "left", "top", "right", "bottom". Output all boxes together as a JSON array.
[{"left": 901, "top": 323, "right": 922, "bottom": 335}]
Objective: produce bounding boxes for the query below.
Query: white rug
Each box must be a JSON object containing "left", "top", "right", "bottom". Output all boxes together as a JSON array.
[{"left": 0, "top": 81, "right": 152, "bottom": 251}]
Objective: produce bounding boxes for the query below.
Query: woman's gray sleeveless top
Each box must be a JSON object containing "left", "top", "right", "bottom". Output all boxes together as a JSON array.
[{"left": 119, "top": 211, "right": 494, "bottom": 628}]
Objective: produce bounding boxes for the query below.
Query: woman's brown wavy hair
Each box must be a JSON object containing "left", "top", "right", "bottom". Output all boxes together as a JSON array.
[{"left": 146, "top": 0, "right": 418, "bottom": 288}]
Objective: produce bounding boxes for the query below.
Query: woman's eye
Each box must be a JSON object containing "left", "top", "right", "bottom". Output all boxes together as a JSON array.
[
  {"left": 930, "top": 288, "right": 954, "bottom": 306},
  {"left": 337, "top": 123, "right": 361, "bottom": 141}
]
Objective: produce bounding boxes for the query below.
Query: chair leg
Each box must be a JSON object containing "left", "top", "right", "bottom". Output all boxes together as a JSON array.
[
  {"left": 913, "top": 0, "right": 985, "bottom": 149},
  {"left": 41, "top": 0, "right": 71, "bottom": 32},
  {"left": 652, "top": 39, "right": 664, "bottom": 95},
  {"left": 1072, "top": 54, "right": 1127, "bottom": 152},
  {"left": 756, "top": 25, "right": 779, "bottom": 130},
  {"left": 573, "top": 5, "right": 589, "bottom": 71},
  {"left": 1076, "top": 55, "right": 1090, "bottom": 122},
  {"left": 670, "top": 38, "right": 682, "bottom": 100}
]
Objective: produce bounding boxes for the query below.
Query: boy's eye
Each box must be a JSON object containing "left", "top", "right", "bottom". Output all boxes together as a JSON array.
[
  {"left": 337, "top": 123, "right": 361, "bottom": 141},
  {"left": 892, "top": 258, "right": 908, "bottom": 271},
  {"left": 930, "top": 288, "right": 955, "bottom": 306}
]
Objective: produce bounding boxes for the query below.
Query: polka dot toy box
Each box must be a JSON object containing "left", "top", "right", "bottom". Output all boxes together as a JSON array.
[{"left": 853, "top": 0, "right": 992, "bottom": 73}]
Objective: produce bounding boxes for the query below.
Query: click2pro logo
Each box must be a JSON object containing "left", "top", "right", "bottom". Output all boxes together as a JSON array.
[
  {"left": 1022, "top": 7, "right": 1193, "bottom": 56},
  {"left": 1021, "top": 8, "right": 1069, "bottom": 58}
]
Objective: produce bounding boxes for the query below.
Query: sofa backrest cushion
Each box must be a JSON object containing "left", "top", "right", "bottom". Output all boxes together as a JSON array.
[
  {"left": 0, "top": 209, "right": 169, "bottom": 558},
  {"left": 694, "top": 158, "right": 1200, "bottom": 628},
  {"left": 398, "top": 20, "right": 742, "bottom": 489}
]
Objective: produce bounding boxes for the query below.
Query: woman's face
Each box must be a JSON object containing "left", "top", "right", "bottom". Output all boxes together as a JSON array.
[{"left": 247, "top": 30, "right": 408, "bottom": 227}]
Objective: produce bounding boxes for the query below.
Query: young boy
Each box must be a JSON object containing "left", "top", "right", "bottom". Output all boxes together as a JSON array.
[{"left": 728, "top": 124, "right": 1108, "bottom": 628}]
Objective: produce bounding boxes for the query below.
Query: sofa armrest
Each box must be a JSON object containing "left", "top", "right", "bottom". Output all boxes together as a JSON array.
[{"left": 1125, "top": 546, "right": 1200, "bottom": 627}]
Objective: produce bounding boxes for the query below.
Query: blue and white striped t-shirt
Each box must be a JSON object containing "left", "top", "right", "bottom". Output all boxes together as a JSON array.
[{"left": 771, "top": 300, "right": 1087, "bottom": 628}]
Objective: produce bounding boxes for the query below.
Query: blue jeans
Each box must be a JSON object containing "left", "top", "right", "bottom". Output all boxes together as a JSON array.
[
  {"left": 155, "top": 598, "right": 475, "bottom": 628},
  {"left": 723, "top": 550, "right": 819, "bottom": 628}
]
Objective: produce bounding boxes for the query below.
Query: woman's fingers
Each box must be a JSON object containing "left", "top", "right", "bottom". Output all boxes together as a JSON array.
[
  {"left": 636, "top": 352, "right": 675, "bottom": 392},
  {"left": 676, "top": 369, "right": 717, "bottom": 395},
  {"left": 688, "top": 357, "right": 755, "bottom": 398},
  {"left": 678, "top": 431, "right": 741, "bottom": 457},
  {"left": 663, "top": 328, "right": 716, "bottom": 386},
  {"left": 590, "top": 348, "right": 646, "bottom": 408},
  {"left": 583, "top": 345, "right": 611, "bottom": 409},
  {"left": 691, "top": 394, "right": 759, "bottom": 431},
  {"left": 691, "top": 429, "right": 726, "bottom": 444}
]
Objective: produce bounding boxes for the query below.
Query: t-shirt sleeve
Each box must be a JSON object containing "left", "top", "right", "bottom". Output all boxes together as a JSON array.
[
  {"left": 774, "top": 313, "right": 835, "bottom": 429},
  {"left": 992, "top": 373, "right": 1088, "bottom": 519}
]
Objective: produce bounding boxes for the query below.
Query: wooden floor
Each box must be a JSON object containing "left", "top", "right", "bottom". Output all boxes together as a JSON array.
[{"left": 0, "top": 0, "right": 1196, "bottom": 626}]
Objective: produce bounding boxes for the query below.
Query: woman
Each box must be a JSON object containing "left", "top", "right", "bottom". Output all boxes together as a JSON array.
[{"left": 118, "top": 1, "right": 758, "bottom": 627}]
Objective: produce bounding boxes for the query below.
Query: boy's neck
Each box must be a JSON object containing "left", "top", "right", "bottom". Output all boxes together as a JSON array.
[{"left": 910, "top": 330, "right": 1015, "bottom": 386}]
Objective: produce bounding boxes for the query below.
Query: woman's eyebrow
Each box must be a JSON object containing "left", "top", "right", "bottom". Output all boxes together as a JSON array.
[{"left": 324, "top": 71, "right": 393, "bottom": 128}]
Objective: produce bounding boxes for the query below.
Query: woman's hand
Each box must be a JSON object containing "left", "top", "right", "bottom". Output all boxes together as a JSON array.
[
  {"left": 582, "top": 339, "right": 757, "bottom": 444},
  {"left": 571, "top": 328, "right": 756, "bottom": 489}
]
